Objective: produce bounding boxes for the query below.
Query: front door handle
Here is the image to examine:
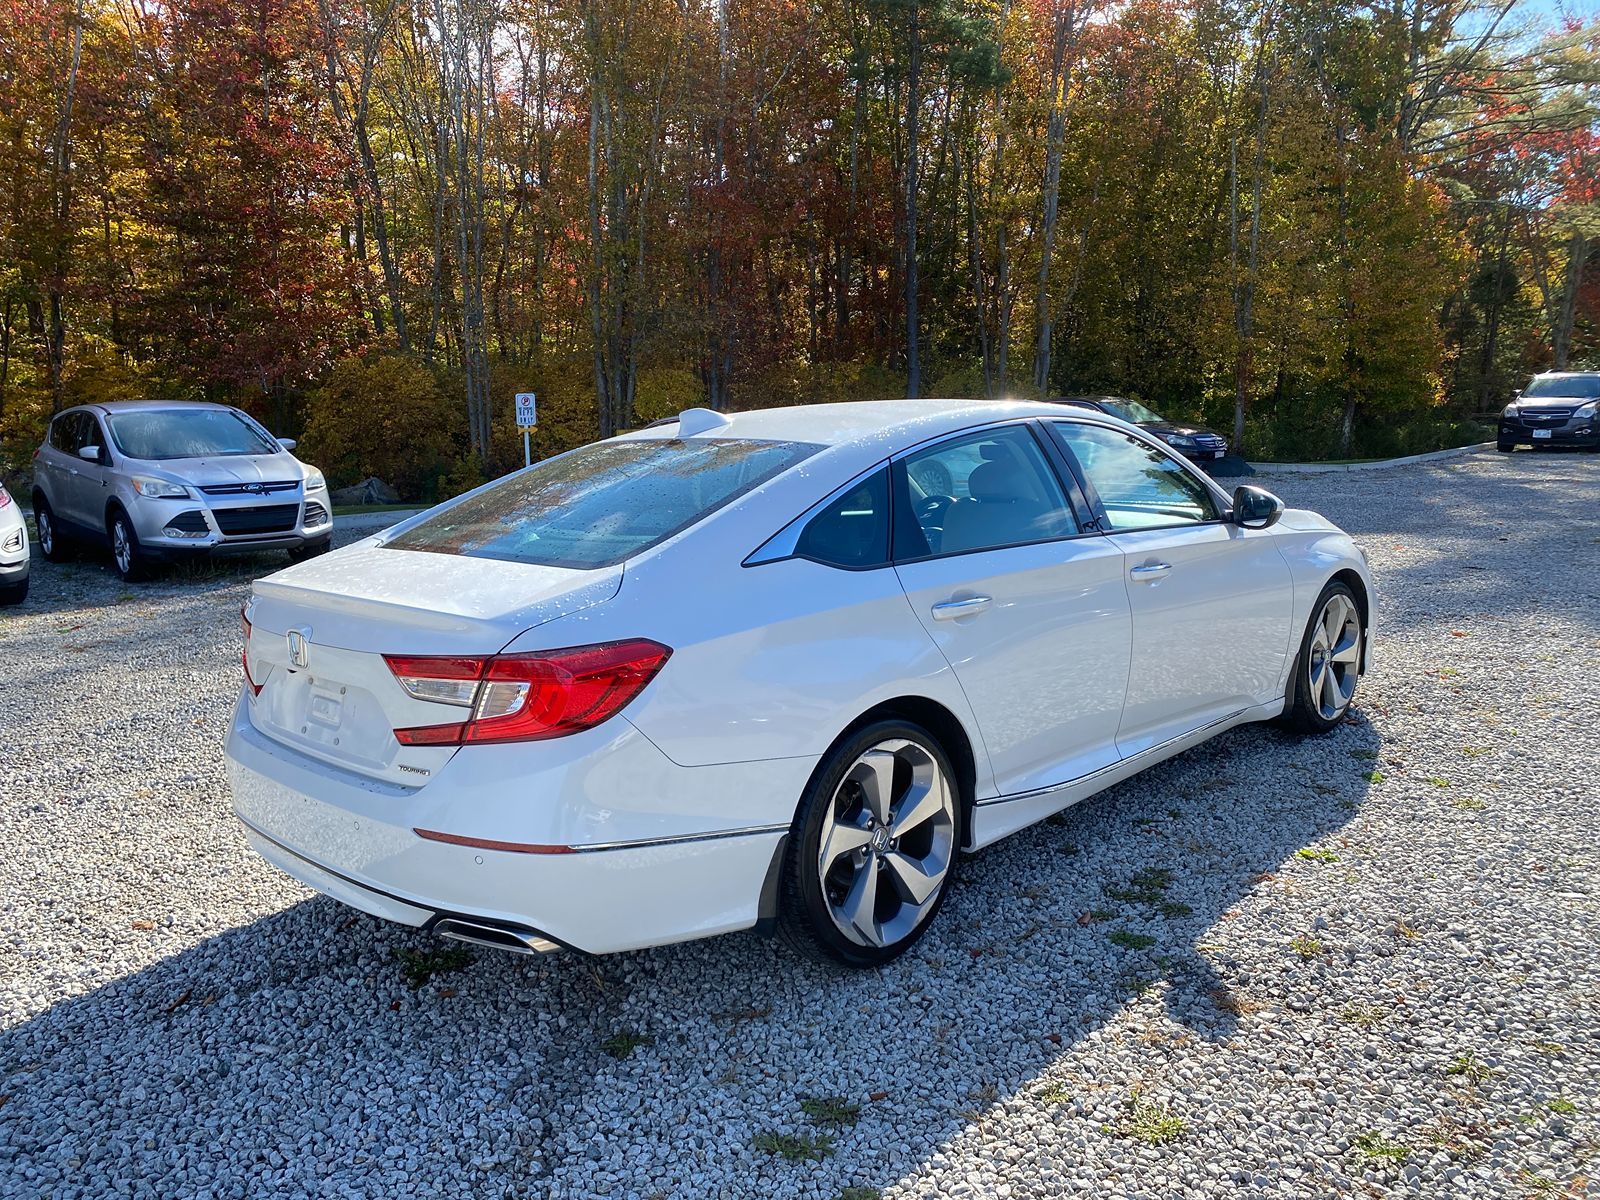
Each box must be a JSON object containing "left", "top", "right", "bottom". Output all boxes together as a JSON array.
[
  {"left": 1129, "top": 562, "right": 1173, "bottom": 580},
  {"left": 931, "top": 595, "right": 993, "bottom": 620}
]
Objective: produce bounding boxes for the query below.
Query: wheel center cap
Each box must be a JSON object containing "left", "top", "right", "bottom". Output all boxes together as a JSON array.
[{"left": 869, "top": 827, "right": 891, "bottom": 854}]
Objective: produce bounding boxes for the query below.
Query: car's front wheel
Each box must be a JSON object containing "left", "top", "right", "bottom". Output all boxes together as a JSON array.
[
  {"left": 1283, "top": 581, "right": 1364, "bottom": 734},
  {"left": 1496, "top": 440, "right": 1515, "bottom": 453},
  {"left": 778, "top": 719, "right": 960, "bottom": 967},
  {"left": 108, "top": 509, "right": 151, "bottom": 582}
]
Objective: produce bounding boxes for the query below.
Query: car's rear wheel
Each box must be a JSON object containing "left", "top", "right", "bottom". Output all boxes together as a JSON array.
[
  {"left": 32, "top": 495, "right": 68, "bottom": 562},
  {"left": 1283, "top": 581, "right": 1363, "bottom": 734},
  {"left": 108, "top": 509, "right": 151, "bottom": 583},
  {"left": 779, "top": 719, "right": 960, "bottom": 967}
]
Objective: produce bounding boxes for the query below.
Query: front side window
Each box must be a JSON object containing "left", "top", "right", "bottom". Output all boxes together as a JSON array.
[
  {"left": 1050, "top": 423, "right": 1218, "bottom": 531},
  {"left": 894, "top": 425, "right": 1077, "bottom": 559},
  {"left": 388, "top": 436, "right": 821, "bottom": 569},
  {"left": 107, "top": 408, "right": 280, "bottom": 460},
  {"left": 794, "top": 468, "right": 889, "bottom": 568}
]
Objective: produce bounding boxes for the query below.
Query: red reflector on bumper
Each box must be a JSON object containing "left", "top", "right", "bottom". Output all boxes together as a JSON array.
[{"left": 413, "top": 828, "right": 575, "bottom": 855}]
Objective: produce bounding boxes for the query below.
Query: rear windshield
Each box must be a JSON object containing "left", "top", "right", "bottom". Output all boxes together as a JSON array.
[
  {"left": 386, "top": 437, "right": 822, "bottom": 569},
  {"left": 1523, "top": 375, "right": 1600, "bottom": 399},
  {"left": 107, "top": 408, "right": 280, "bottom": 459}
]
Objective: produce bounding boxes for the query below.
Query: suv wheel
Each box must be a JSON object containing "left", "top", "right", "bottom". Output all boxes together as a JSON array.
[
  {"left": 108, "top": 509, "right": 151, "bottom": 582},
  {"left": 33, "top": 495, "right": 68, "bottom": 562}
]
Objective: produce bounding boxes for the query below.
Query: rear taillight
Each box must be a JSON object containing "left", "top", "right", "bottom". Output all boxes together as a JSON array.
[
  {"left": 0, "top": 486, "right": 11, "bottom": 508},
  {"left": 386, "top": 639, "right": 671, "bottom": 746}
]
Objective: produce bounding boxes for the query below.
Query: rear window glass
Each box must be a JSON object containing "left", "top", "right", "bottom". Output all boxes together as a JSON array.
[{"left": 387, "top": 437, "right": 821, "bottom": 569}]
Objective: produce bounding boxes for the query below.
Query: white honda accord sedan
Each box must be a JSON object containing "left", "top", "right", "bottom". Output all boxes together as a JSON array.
[{"left": 227, "top": 400, "right": 1372, "bottom": 967}]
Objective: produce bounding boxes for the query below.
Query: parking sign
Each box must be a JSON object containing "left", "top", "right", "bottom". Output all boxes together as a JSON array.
[{"left": 515, "top": 393, "right": 537, "bottom": 427}]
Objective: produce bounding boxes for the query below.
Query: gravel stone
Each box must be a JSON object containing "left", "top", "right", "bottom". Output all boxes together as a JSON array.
[{"left": 2, "top": 456, "right": 1598, "bottom": 1198}]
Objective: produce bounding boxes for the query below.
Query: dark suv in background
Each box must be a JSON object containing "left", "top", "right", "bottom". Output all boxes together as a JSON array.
[
  {"left": 1050, "top": 395, "right": 1230, "bottom": 465},
  {"left": 1499, "top": 373, "right": 1600, "bottom": 451}
]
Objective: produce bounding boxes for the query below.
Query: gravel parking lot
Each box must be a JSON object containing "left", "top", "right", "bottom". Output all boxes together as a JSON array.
[{"left": 2, "top": 452, "right": 1598, "bottom": 1200}]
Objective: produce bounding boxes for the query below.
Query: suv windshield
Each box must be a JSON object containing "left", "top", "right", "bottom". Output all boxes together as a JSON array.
[
  {"left": 1101, "top": 397, "right": 1164, "bottom": 424},
  {"left": 107, "top": 408, "right": 280, "bottom": 459},
  {"left": 1522, "top": 375, "right": 1600, "bottom": 400},
  {"left": 387, "top": 436, "right": 822, "bottom": 569}
]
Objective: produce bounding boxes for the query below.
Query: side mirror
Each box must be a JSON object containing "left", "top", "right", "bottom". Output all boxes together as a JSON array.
[
  {"left": 277, "top": 438, "right": 298, "bottom": 452},
  {"left": 1231, "top": 484, "right": 1284, "bottom": 529},
  {"left": 78, "top": 445, "right": 102, "bottom": 464}
]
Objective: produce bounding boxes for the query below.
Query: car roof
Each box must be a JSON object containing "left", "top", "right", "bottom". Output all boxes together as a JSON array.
[
  {"left": 72, "top": 400, "right": 239, "bottom": 415},
  {"left": 623, "top": 398, "right": 1128, "bottom": 450}
]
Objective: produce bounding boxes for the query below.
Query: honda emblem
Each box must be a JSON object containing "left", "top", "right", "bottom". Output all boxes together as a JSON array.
[{"left": 286, "top": 629, "right": 310, "bottom": 670}]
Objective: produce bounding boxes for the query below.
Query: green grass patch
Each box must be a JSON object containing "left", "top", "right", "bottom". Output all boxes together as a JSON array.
[
  {"left": 1548, "top": 1097, "right": 1578, "bottom": 1115},
  {"left": 1445, "top": 1052, "right": 1492, "bottom": 1084},
  {"left": 752, "top": 1130, "right": 834, "bottom": 1162},
  {"left": 1127, "top": 1091, "right": 1184, "bottom": 1146},
  {"left": 834, "top": 1190, "right": 881, "bottom": 1200},
  {"left": 1364, "top": 770, "right": 1385, "bottom": 783},
  {"left": 391, "top": 945, "right": 472, "bottom": 988},
  {"left": 1290, "top": 935, "right": 1322, "bottom": 959},
  {"left": 1296, "top": 847, "right": 1340, "bottom": 864},
  {"left": 1109, "top": 929, "right": 1157, "bottom": 951},
  {"left": 800, "top": 1096, "right": 860, "bottom": 1127},
  {"left": 1035, "top": 1081, "right": 1074, "bottom": 1106},
  {"left": 601, "top": 1030, "right": 655, "bottom": 1060},
  {"left": 1351, "top": 1131, "right": 1409, "bottom": 1164}
]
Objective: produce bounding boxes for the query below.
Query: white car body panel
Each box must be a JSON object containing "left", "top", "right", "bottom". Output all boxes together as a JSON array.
[{"left": 225, "top": 399, "right": 1374, "bottom": 957}]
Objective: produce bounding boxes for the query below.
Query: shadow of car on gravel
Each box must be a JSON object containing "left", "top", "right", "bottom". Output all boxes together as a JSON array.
[{"left": 0, "top": 714, "right": 1378, "bottom": 1196}]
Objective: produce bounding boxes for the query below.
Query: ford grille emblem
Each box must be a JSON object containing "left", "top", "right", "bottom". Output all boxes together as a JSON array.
[{"left": 286, "top": 629, "right": 310, "bottom": 670}]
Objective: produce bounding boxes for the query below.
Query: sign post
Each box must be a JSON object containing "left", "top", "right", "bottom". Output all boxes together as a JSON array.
[{"left": 514, "top": 393, "right": 538, "bottom": 467}]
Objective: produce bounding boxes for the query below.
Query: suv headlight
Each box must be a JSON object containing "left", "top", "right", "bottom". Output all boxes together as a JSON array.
[
  {"left": 1502, "top": 403, "right": 1520, "bottom": 419},
  {"left": 1575, "top": 401, "right": 1597, "bottom": 420},
  {"left": 132, "top": 476, "right": 190, "bottom": 499},
  {"left": 303, "top": 467, "right": 327, "bottom": 491}
]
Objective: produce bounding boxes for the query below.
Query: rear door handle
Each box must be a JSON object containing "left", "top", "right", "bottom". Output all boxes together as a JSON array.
[
  {"left": 1129, "top": 562, "right": 1172, "bottom": 580},
  {"left": 931, "top": 595, "right": 993, "bottom": 620}
]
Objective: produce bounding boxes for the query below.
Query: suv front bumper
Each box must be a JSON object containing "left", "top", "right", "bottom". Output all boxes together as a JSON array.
[
  {"left": 1499, "top": 416, "right": 1598, "bottom": 447},
  {"left": 130, "top": 489, "right": 333, "bottom": 555}
]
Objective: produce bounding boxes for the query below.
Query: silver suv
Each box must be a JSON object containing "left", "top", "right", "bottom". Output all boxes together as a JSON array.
[{"left": 32, "top": 401, "right": 334, "bottom": 581}]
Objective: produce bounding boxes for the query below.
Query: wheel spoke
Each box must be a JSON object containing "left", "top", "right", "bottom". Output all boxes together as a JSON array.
[
  {"left": 1321, "top": 596, "right": 1346, "bottom": 645},
  {"left": 890, "top": 776, "right": 945, "bottom": 839},
  {"left": 1320, "top": 662, "right": 1342, "bottom": 715},
  {"left": 882, "top": 850, "right": 941, "bottom": 904},
  {"left": 850, "top": 750, "right": 897, "bottom": 825},
  {"left": 818, "top": 814, "right": 872, "bottom": 874},
  {"left": 1330, "top": 629, "right": 1360, "bottom": 665},
  {"left": 837, "top": 858, "right": 882, "bottom": 946}
]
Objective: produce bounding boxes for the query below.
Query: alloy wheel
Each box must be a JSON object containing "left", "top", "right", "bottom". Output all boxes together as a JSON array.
[
  {"left": 36, "top": 509, "right": 54, "bottom": 556},
  {"left": 816, "top": 738, "right": 955, "bottom": 949},
  {"left": 1307, "top": 593, "right": 1361, "bottom": 721},
  {"left": 112, "top": 520, "right": 132, "bottom": 576}
]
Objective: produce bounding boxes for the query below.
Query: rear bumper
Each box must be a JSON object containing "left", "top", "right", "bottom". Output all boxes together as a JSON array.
[{"left": 224, "top": 693, "right": 807, "bottom": 954}]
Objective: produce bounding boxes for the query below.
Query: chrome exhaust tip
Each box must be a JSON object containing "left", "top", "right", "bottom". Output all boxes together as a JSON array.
[{"left": 433, "top": 917, "right": 561, "bottom": 955}]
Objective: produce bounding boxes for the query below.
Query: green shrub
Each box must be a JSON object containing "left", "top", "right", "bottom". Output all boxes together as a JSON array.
[{"left": 302, "top": 354, "right": 463, "bottom": 501}]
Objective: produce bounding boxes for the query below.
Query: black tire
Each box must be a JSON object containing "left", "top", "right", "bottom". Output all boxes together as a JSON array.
[
  {"left": 1282, "top": 580, "right": 1364, "bottom": 735},
  {"left": 1496, "top": 440, "right": 1515, "bottom": 453},
  {"left": 32, "top": 494, "right": 69, "bottom": 562},
  {"left": 107, "top": 508, "right": 151, "bottom": 582},
  {"left": 777, "top": 718, "right": 962, "bottom": 968},
  {"left": 288, "top": 537, "right": 332, "bottom": 564},
  {"left": 0, "top": 577, "right": 26, "bottom": 606}
]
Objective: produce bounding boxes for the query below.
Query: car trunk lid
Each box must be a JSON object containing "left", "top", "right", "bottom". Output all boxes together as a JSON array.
[{"left": 243, "top": 546, "right": 621, "bottom": 785}]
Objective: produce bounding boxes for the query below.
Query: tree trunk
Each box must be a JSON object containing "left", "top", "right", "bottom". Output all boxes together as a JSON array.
[
  {"left": 1031, "top": 3, "right": 1075, "bottom": 397},
  {"left": 1552, "top": 230, "right": 1587, "bottom": 371},
  {"left": 903, "top": 4, "right": 922, "bottom": 398}
]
